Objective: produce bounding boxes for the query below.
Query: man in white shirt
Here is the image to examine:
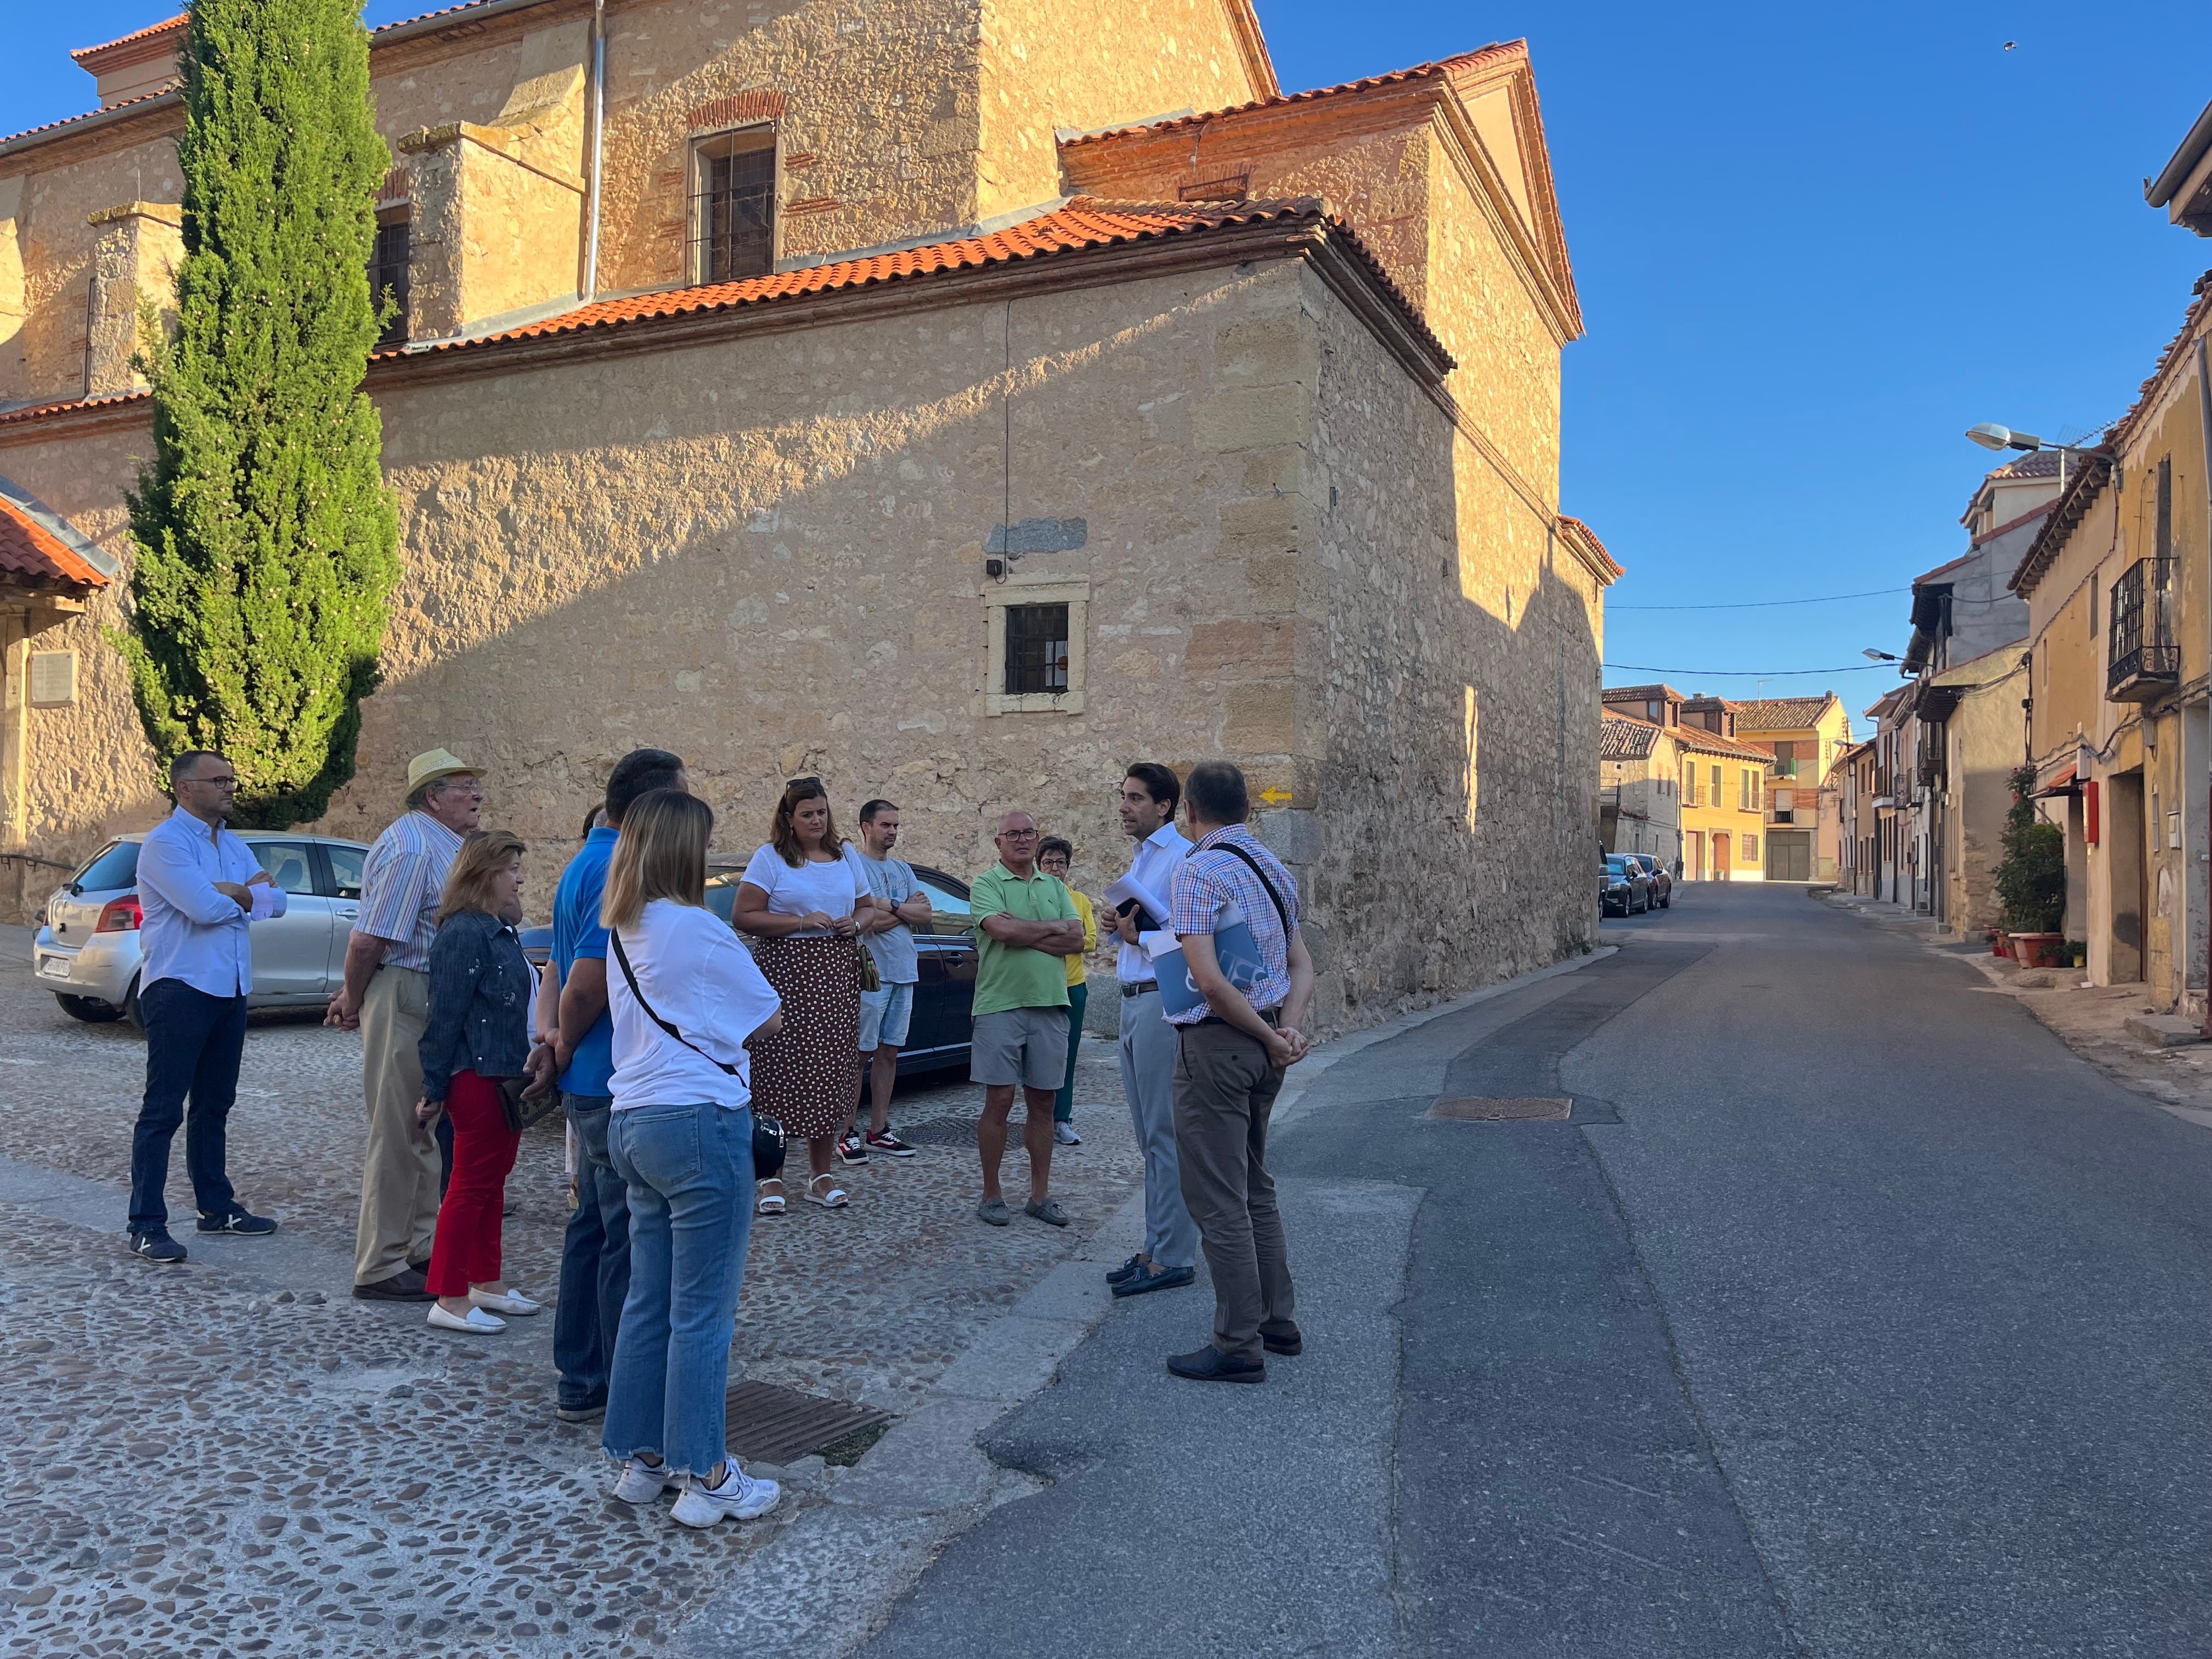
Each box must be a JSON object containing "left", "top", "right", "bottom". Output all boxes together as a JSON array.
[
  {"left": 126, "top": 751, "right": 287, "bottom": 1264},
  {"left": 1105, "top": 762, "right": 1200, "bottom": 1299}
]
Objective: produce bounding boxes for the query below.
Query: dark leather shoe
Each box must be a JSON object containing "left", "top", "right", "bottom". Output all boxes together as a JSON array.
[
  {"left": 1105, "top": 1254, "right": 1146, "bottom": 1286},
  {"left": 1113, "top": 1263, "right": 1195, "bottom": 1299},
  {"left": 1167, "top": 1345, "right": 1265, "bottom": 1384},
  {"left": 353, "top": 1268, "right": 433, "bottom": 1302},
  {"left": 1262, "top": 1324, "right": 1303, "bottom": 1357}
]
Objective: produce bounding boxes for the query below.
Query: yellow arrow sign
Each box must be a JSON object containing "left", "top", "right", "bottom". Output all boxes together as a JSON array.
[{"left": 1258, "top": 787, "right": 1293, "bottom": 805}]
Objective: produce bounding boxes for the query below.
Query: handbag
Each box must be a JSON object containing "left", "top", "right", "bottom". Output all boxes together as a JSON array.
[
  {"left": 610, "top": 930, "right": 787, "bottom": 1180},
  {"left": 495, "top": 1072, "right": 561, "bottom": 1136},
  {"left": 857, "top": 940, "right": 882, "bottom": 994}
]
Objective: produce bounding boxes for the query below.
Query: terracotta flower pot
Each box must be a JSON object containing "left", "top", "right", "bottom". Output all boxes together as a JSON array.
[
  {"left": 1994, "top": 930, "right": 2012, "bottom": 958},
  {"left": 2010, "top": 932, "right": 2062, "bottom": 969}
]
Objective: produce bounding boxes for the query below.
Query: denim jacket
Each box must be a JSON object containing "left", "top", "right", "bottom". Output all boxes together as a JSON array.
[{"left": 418, "top": 909, "right": 535, "bottom": 1102}]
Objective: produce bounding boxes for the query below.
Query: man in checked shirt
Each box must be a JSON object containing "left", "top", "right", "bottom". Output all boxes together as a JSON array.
[{"left": 1162, "top": 761, "right": 1316, "bottom": 1385}]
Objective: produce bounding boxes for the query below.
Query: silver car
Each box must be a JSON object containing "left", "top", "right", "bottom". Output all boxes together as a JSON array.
[{"left": 32, "top": 832, "right": 371, "bottom": 1023}]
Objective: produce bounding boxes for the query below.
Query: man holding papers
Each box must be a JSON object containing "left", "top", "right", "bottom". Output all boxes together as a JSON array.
[
  {"left": 1104, "top": 763, "right": 1199, "bottom": 1300},
  {"left": 1162, "top": 761, "right": 1314, "bottom": 1385}
]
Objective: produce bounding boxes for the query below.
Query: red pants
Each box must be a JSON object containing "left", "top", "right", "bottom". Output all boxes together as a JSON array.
[{"left": 425, "top": 1070, "right": 521, "bottom": 1297}]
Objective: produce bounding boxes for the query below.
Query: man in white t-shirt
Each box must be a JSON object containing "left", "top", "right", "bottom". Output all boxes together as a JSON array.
[{"left": 842, "top": 798, "right": 932, "bottom": 1162}]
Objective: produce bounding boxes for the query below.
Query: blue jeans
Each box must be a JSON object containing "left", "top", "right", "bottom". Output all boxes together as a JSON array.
[
  {"left": 129, "top": 979, "right": 246, "bottom": 1235},
  {"left": 602, "top": 1101, "right": 754, "bottom": 1479},
  {"left": 555, "top": 1094, "right": 631, "bottom": 1410}
]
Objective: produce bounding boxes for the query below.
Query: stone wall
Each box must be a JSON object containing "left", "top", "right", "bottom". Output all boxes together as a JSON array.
[{"left": 0, "top": 245, "right": 1600, "bottom": 1035}]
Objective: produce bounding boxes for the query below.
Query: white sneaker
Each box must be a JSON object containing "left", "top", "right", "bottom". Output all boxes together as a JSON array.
[
  {"left": 612, "top": 1459, "right": 676, "bottom": 1504},
  {"left": 469, "top": 1286, "right": 543, "bottom": 1316},
  {"left": 427, "top": 1303, "right": 505, "bottom": 1334},
  {"left": 1053, "top": 1122, "right": 1082, "bottom": 1146},
  {"left": 670, "top": 1460, "right": 781, "bottom": 1527}
]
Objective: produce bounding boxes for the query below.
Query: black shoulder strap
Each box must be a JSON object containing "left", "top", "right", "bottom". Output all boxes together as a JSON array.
[
  {"left": 609, "top": 929, "right": 739, "bottom": 1076},
  {"left": 1207, "top": 842, "right": 1293, "bottom": 938}
]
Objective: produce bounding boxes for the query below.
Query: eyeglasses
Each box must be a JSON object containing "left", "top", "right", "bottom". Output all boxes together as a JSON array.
[
  {"left": 785, "top": 776, "right": 822, "bottom": 790},
  {"left": 1000, "top": 827, "right": 1039, "bottom": 839}
]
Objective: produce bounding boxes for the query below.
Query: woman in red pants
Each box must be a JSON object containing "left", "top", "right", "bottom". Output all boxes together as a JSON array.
[{"left": 416, "top": 830, "right": 546, "bottom": 1334}]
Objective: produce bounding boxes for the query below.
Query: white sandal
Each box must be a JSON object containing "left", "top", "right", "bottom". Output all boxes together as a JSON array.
[
  {"left": 755, "top": 1178, "right": 786, "bottom": 1217},
  {"left": 804, "top": 1175, "right": 849, "bottom": 1209}
]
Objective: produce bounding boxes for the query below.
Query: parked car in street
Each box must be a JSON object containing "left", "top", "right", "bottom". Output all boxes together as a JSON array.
[
  {"left": 1600, "top": 855, "right": 1653, "bottom": 917},
  {"left": 1625, "top": 853, "right": 1673, "bottom": 910},
  {"left": 519, "top": 860, "right": 981, "bottom": 1077},
  {"left": 31, "top": 831, "right": 374, "bottom": 1023}
]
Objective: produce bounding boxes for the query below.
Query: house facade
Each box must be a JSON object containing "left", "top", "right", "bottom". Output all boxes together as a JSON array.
[
  {"left": 1599, "top": 683, "right": 1773, "bottom": 881},
  {"left": 2012, "top": 274, "right": 2211, "bottom": 1011},
  {"left": 0, "top": 2, "right": 1615, "bottom": 1035},
  {"left": 1598, "top": 706, "right": 1681, "bottom": 870},
  {"left": 1726, "top": 693, "right": 1852, "bottom": 882}
]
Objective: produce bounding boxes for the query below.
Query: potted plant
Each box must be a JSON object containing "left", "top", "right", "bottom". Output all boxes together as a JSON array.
[{"left": 1994, "top": 763, "right": 2066, "bottom": 969}]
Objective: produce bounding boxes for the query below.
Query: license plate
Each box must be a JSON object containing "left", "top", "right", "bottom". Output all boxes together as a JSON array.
[{"left": 36, "top": 954, "right": 70, "bottom": 981}]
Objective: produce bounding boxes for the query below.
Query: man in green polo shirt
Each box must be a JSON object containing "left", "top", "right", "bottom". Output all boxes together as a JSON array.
[{"left": 969, "top": 809, "right": 1086, "bottom": 1228}]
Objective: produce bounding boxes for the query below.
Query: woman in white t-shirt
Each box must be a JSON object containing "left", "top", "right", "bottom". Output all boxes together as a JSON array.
[
  {"left": 598, "top": 789, "right": 786, "bottom": 1530},
  {"left": 733, "top": 776, "right": 874, "bottom": 1213}
]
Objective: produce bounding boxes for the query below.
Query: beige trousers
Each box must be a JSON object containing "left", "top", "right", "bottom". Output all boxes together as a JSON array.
[{"left": 353, "top": 966, "right": 441, "bottom": 1286}]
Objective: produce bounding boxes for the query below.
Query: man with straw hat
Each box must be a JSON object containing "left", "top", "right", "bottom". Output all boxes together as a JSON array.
[{"left": 328, "top": 749, "right": 484, "bottom": 1301}]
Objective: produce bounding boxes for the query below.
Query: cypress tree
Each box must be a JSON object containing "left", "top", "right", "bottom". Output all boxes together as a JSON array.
[{"left": 118, "top": 0, "right": 399, "bottom": 827}]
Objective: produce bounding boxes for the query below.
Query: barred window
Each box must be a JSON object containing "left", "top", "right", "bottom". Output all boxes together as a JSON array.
[
  {"left": 1003, "top": 603, "right": 1070, "bottom": 696},
  {"left": 369, "top": 215, "right": 410, "bottom": 346},
  {"left": 693, "top": 128, "right": 776, "bottom": 283}
]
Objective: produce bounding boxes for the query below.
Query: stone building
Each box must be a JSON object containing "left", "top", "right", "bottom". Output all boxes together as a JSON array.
[
  {"left": 0, "top": 1, "right": 1615, "bottom": 1034},
  {"left": 1597, "top": 706, "right": 1682, "bottom": 871}
]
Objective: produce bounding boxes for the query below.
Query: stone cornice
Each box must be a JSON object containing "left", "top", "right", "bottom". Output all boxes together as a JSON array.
[{"left": 396, "top": 121, "right": 586, "bottom": 194}]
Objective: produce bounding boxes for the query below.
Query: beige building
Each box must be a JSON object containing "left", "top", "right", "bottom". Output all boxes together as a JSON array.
[
  {"left": 2012, "top": 276, "right": 2209, "bottom": 1009},
  {"left": 1598, "top": 706, "right": 1682, "bottom": 870},
  {"left": 0, "top": 3, "right": 1614, "bottom": 1035},
  {"left": 1726, "top": 693, "right": 1853, "bottom": 882}
]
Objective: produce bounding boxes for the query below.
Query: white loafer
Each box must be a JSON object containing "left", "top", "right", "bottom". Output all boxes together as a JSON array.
[
  {"left": 469, "top": 1288, "right": 542, "bottom": 1317},
  {"left": 428, "top": 1304, "right": 506, "bottom": 1334}
]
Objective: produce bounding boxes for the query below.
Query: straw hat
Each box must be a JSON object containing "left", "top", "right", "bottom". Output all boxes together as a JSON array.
[{"left": 404, "top": 748, "right": 478, "bottom": 800}]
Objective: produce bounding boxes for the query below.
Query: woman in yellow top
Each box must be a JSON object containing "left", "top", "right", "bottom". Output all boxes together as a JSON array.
[{"left": 1037, "top": 837, "right": 1097, "bottom": 1147}]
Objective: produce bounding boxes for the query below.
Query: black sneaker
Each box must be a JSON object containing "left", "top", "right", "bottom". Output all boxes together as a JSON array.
[
  {"left": 128, "top": 1231, "right": 188, "bottom": 1265},
  {"left": 1167, "top": 1345, "right": 1265, "bottom": 1385},
  {"left": 836, "top": 1132, "right": 869, "bottom": 1165},
  {"left": 864, "top": 1129, "right": 917, "bottom": 1159},
  {"left": 197, "top": 1207, "right": 277, "bottom": 1237}
]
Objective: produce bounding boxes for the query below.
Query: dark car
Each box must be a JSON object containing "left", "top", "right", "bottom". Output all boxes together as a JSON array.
[
  {"left": 1625, "top": 853, "right": 1672, "bottom": 910},
  {"left": 1600, "top": 855, "right": 1652, "bottom": 917},
  {"left": 519, "top": 861, "right": 980, "bottom": 1077}
]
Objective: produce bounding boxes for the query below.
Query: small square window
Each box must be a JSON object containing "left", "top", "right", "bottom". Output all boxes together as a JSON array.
[{"left": 1003, "top": 603, "right": 1070, "bottom": 695}]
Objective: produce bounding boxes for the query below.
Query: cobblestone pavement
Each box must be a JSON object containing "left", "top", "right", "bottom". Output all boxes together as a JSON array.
[{"left": 0, "top": 932, "right": 1139, "bottom": 1656}]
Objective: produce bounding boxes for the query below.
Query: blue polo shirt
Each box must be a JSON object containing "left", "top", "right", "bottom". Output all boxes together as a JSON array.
[{"left": 553, "top": 826, "right": 619, "bottom": 1097}]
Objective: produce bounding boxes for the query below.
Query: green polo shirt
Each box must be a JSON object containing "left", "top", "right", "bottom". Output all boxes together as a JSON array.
[{"left": 969, "top": 861, "right": 1079, "bottom": 1017}]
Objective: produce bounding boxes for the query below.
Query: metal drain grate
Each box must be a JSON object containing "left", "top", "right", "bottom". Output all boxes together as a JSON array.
[
  {"left": 1426, "top": 1096, "right": 1572, "bottom": 1122},
  {"left": 725, "top": 1380, "right": 894, "bottom": 1465},
  {"left": 892, "top": 1115, "right": 977, "bottom": 1147}
]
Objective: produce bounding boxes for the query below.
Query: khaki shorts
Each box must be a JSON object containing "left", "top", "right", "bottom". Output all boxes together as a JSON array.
[{"left": 970, "top": 1006, "right": 1069, "bottom": 1091}]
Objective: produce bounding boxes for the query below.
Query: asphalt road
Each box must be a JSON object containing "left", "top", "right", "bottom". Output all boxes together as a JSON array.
[{"left": 851, "top": 883, "right": 2212, "bottom": 1658}]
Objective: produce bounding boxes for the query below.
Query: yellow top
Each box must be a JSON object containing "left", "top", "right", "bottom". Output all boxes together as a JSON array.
[{"left": 1066, "top": 888, "right": 1098, "bottom": 986}]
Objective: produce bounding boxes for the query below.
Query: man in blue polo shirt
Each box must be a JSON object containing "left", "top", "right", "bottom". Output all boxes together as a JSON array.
[{"left": 550, "top": 748, "right": 687, "bottom": 1424}]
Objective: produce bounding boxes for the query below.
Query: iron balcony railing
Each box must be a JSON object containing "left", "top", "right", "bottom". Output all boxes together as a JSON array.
[{"left": 2108, "top": 557, "right": 2178, "bottom": 700}]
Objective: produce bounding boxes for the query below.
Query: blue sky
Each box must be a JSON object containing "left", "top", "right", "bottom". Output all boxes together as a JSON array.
[{"left": 8, "top": 3, "right": 2211, "bottom": 726}]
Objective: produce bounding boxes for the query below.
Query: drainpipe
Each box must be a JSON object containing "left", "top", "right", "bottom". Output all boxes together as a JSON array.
[
  {"left": 583, "top": 0, "right": 607, "bottom": 300},
  {"left": 2197, "top": 336, "right": 2212, "bottom": 1032}
]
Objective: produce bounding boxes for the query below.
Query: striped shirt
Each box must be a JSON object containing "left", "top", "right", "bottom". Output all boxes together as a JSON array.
[
  {"left": 1166, "top": 825, "right": 1301, "bottom": 1026},
  {"left": 353, "top": 809, "right": 464, "bottom": 971}
]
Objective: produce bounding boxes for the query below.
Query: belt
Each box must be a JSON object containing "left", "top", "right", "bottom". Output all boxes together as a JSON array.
[
  {"left": 1193, "top": 1007, "right": 1280, "bottom": 1029},
  {"left": 1119, "top": 981, "right": 1158, "bottom": 998}
]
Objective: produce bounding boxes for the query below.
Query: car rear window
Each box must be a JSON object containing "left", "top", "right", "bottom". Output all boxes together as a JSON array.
[
  {"left": 74, "top": 840, "right": 140, "bottom": 891},
  {"left": 917, "top": 876, "right": 971, "bottom": 934},
  {"left": 706, "top": 876, "right": 740, "bottom": 926}
]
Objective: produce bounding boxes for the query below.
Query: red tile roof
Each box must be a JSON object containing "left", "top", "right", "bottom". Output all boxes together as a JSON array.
[
  {"left": 382, "top": 196, "right": 1444, "bottom": 365},
  {"left": 1555, "top": 514, "right": 1623, "bottom": 577},
  {"left": 0, "top": 88, "right": 178, "bottom": 153},
  {"left": 1058, "top": 43, "right": 1527, "bottom": 148},
  {"left": 0, "top": 494, "right": 110, "bottom": 592},
  {"left": 0, "top": 389, "right": 151, "bottom": 430},
  {"left": 70, "top": 15, "right": 185, "bottom": 64}
]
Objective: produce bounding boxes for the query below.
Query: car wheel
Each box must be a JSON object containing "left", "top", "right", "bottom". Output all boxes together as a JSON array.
[{"left": 55, "top": 992, "right": 125, "bottom": 1024}]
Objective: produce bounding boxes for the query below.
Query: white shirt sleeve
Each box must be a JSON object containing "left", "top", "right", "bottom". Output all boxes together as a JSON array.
[
  {"left": 699, "top": 922, "right": 781, "bottom": 1047},
  {"left": 844, "top": 844, "right": 871, "bottom": 904},
  {"left": 739, "top": 843, "right": 783, "bottom": 899}
]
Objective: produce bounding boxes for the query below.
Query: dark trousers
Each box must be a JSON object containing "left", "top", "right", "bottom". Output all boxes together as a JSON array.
[
  {"left": 1053, "top": 981, "right": 1088, "bottom": 1122},
  {"left": 1172, "top": 1019, "right": 1295, "bottom": 1364},
  {"left": 422, "top": 1070, "right": 520, "bottom": 1297},
  {"left": 129, "top": 979, "right": 247, "bottom": 1235},
  {"left": 555, "top": 1093, "right": 632, "bottom": 1410}
]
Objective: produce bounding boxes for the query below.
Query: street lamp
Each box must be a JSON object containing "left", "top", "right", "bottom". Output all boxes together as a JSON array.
[
  {"left": 1965, "top": 421, "right": 2104, "bottom": 489},
  {"left": 1862, "top": 648, "right": 1900, "bottom": 662}
]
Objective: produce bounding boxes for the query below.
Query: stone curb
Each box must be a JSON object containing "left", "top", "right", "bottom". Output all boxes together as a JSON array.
[{"left": 674, "top": 941, "right": 1623, "bottom": 1656}]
